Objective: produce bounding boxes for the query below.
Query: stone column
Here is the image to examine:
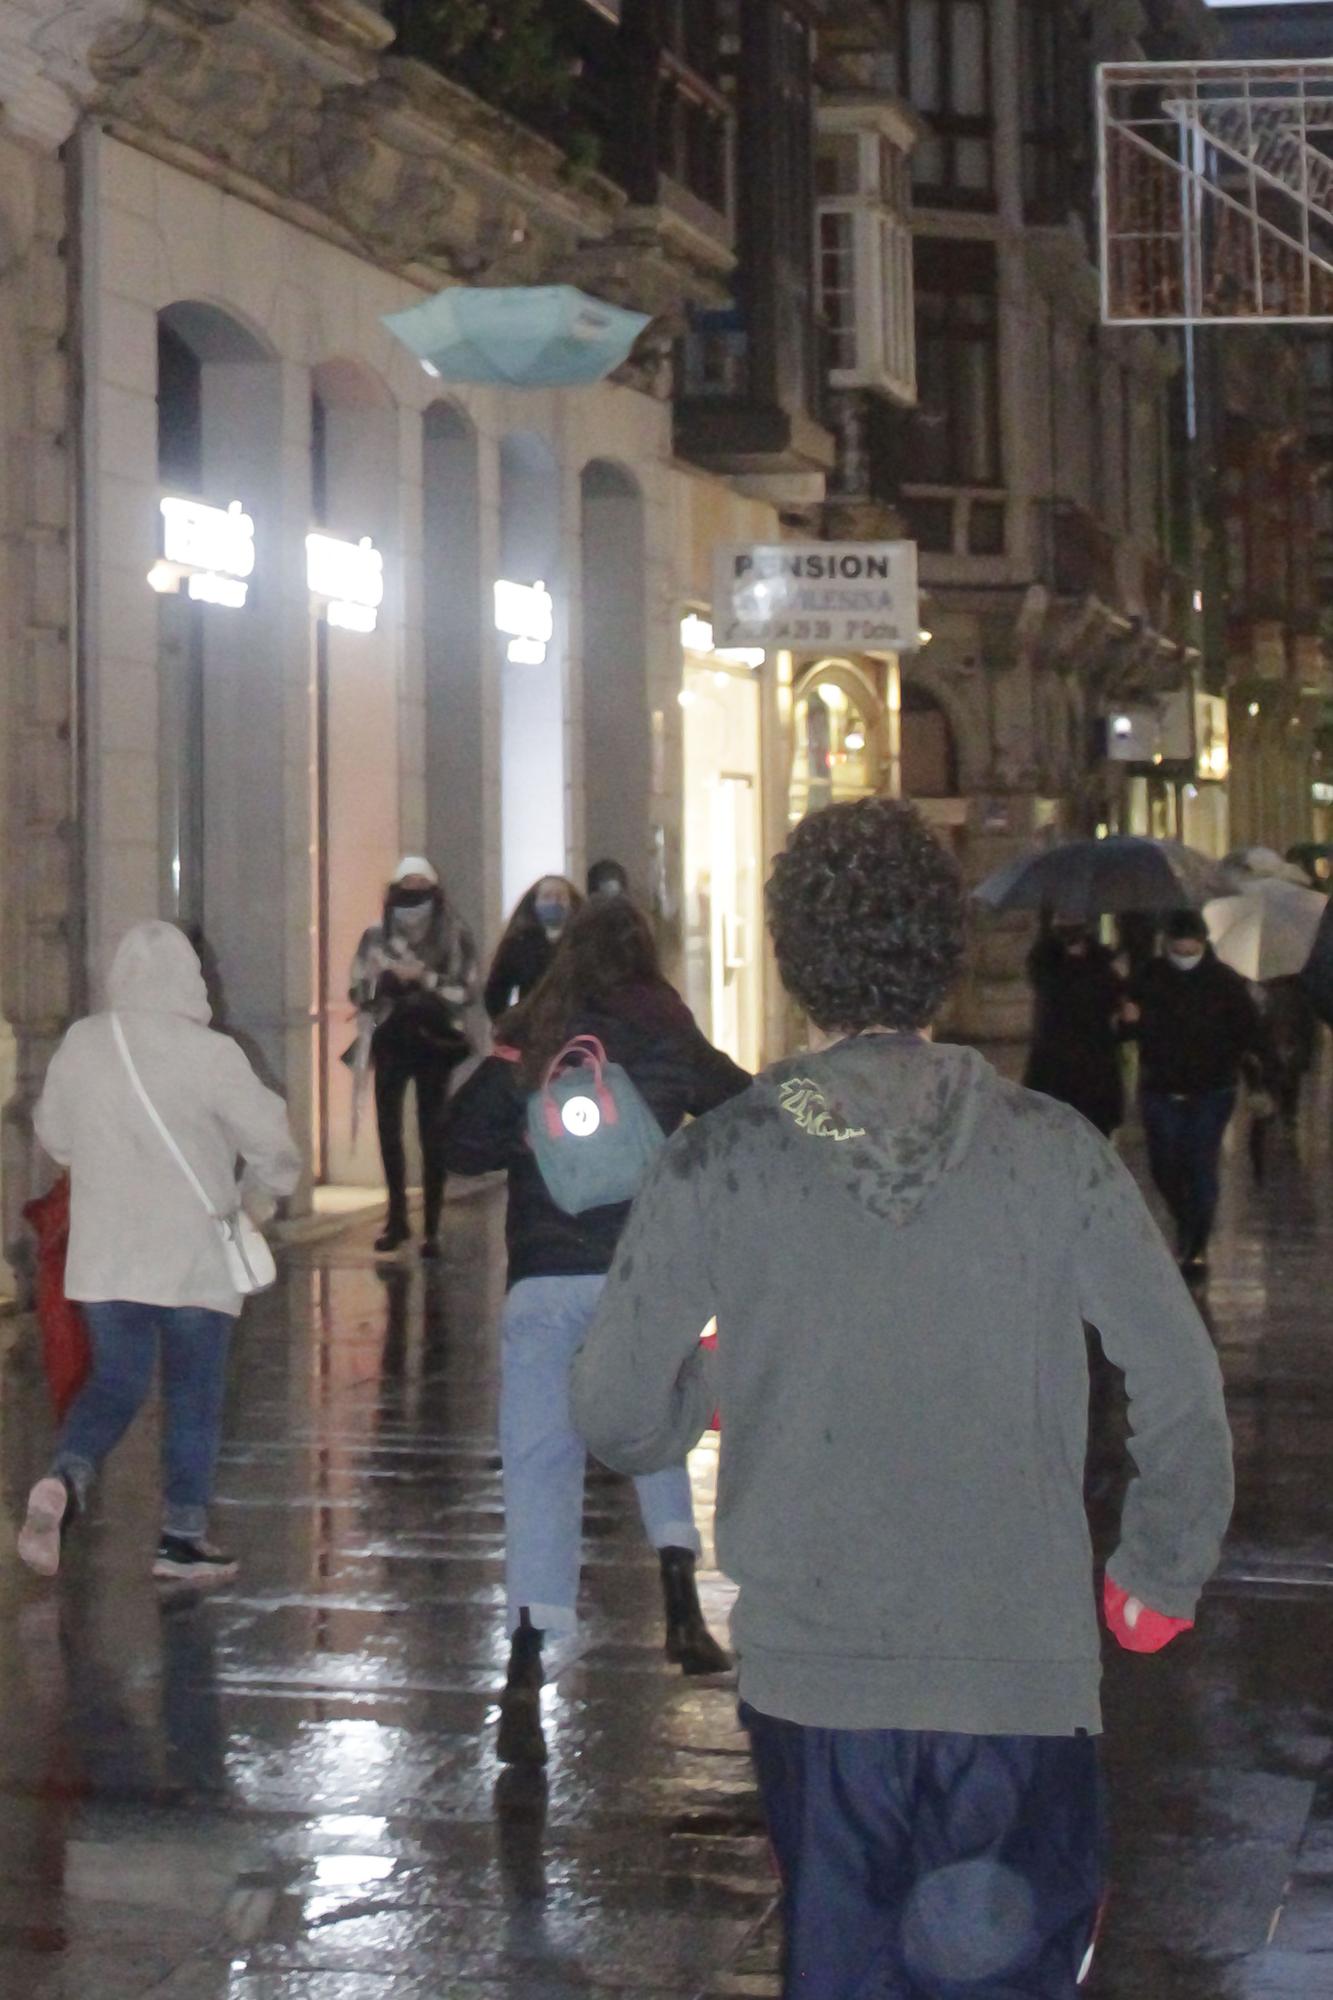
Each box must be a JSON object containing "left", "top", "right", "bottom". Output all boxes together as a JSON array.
[{"left": 0, "top": 134, "right": 77, "bottom": 1287}]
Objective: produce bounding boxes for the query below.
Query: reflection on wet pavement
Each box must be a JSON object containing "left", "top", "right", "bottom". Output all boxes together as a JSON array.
[{"left": 0, "top": 1100, "right": 1329, "bottom": 1996}]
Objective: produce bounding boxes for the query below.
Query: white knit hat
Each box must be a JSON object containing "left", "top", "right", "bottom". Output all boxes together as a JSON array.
[{"left": 392, "top": 855, "right": 439, "bottom": 886}]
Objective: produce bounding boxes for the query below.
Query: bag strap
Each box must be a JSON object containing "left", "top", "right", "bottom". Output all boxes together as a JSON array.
[
  {"left": 542, "top": 1034, "right": 608, "bottom": 1090},
  {"left": 111, "top": 1014, "right": 223, "bottom": 1222},
  {"left": 539, "top": 1034, "right": 622, "bottom": 1138}
]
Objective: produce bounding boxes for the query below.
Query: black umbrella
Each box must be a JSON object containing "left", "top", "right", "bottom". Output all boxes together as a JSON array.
[{"left": 973, "top": 836, "right": 1233, "bottom": 921}]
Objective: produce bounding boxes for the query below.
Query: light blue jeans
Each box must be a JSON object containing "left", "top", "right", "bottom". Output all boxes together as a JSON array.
[{"left": 501, "top": 1274, "right": 701, "bottom": 1636}]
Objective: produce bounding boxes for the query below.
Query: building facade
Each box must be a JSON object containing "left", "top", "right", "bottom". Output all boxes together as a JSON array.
[
  {"left": 799, "top": 0, "right": 1217, "bottom": 1039},
  {"left": 0, "top": 0, "right": 806, "bottom": 1281}
]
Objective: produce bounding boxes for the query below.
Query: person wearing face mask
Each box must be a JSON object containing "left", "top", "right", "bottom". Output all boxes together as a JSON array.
[
  {"left": 350, "top": 859, "right": 478, "bottom": 1258},
  {"left": 587, "top": 858, "right": 631, "bottom": 900},
  {"left": 483, "top": 876, "right": 582, "bottom": 1022},
  {"left": 1123, "top": 909, "right": 1266, "bottom": 1278},
  {"left": 1023, "top": 911, "right": 1127, "bottom": 1138}
]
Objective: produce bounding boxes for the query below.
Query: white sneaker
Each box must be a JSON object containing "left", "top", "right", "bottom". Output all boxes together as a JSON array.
[{"left": 17, "top": 1477, "right": 73, "bottom": 1578}]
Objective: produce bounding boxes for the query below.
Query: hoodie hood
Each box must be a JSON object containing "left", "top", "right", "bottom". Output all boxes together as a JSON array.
[
  {"left": 107, "top": 921, "right": 211, "bottom": 1024},
  {"left": 759, "top": 1036, "right": 998, "bottom": 1225}
]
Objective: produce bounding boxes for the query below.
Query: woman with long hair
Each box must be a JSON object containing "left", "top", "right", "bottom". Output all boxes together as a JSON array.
[
  {"left": 442, "top": 894, "right": 749, "bottom": 1763},
  {"left": 483, "top": 875, "right": 582, "bottom": 1021}
]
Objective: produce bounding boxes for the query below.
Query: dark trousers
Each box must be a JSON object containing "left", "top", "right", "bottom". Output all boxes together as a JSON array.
[
  {"left": 1139, "top": 1086, "right": 1236, "bottom": 1260},
  {"left": 374, "top": 1046, "right": 453, "bottom": 1236},
  {"left": 743, "top": 1705, "right": 1104, "bottom": 1999}
]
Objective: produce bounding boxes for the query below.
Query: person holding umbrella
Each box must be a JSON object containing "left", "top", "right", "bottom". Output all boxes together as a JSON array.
[
  {"left": 1124, "top": 910, "right": 1267, "bottom": 1280},
  {"left": 1023, "top": 912, "right": 1127, "bottom": 1138}
]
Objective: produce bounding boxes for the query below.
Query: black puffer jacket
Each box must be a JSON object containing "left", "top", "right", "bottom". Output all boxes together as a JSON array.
[
  {"left": 1131, "top": 949, "right": 1265, "bottom": 1097},
  {"left": 440, "top": 980, "right": 750, "bottom": 1286}
]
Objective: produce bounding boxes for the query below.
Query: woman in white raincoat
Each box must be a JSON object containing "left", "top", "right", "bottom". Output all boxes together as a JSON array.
[{"left": 18, "top": 921, "right": 301, "bottom": 1583}]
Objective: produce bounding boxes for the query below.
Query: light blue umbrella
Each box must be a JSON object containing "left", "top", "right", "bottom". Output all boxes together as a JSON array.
[{"left": 382, "top": 285, "right": 651, "bottom": 388}]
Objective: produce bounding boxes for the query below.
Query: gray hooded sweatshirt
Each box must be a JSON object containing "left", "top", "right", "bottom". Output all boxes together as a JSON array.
[
  {"left": 572, "top": 1037, "right": 1233, "bottom": 1737},
  {"left": 35, "top": 922, "right": 302, "bottom": 1317}
]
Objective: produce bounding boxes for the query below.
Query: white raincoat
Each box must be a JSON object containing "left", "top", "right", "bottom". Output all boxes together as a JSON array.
[{"left": 34, "top": 922, "right": 302, "bottom": 1316}]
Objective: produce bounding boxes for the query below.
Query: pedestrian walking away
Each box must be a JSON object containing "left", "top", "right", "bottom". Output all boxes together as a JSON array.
[
  {"left": 19, "top": 921, "right": 302, "bottom": 1584},
  {"left": 572, "top": 799, "right": 1233, "bottom": 2000},
  {"left": 441, "top": 893, "right": 749, "bottom": 1766},
  {"left": 1023, "top": 912, "right": 1127, "bottom": 1137},
  {"left": 1124, "top": 908, "right": 1267, "bottom": 1280},
  {"left": 349, "top": 857, "right": 477, "bottom": 1258},
  {"left": 483, "top": 875, "right": 582, "bottom": 1021}
]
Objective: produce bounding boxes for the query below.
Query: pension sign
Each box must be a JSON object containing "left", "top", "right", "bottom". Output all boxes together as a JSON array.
[{"left": 712, "top": 541, "right": 919, "bottom": 652}]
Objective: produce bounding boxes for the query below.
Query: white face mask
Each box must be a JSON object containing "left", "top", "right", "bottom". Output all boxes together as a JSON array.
[{"left": 1167, "top": 947, "right": 1204, "bottom": 972}]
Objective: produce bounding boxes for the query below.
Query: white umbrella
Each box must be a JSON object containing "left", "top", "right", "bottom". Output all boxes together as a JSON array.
[
  {"left": 1204, "top": 877, "right": 1327, "bottom": 981},
  {"left": 1223, "top": 845, "right": 1312, "bottom": 888}
]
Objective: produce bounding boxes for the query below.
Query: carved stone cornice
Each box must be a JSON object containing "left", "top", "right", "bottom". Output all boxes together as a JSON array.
[
  {"left": 0, "top": 0, "right": 147, "bottom": 144},
  {"left": 79, "top": 0, "right": 733, "bottom": 344}
]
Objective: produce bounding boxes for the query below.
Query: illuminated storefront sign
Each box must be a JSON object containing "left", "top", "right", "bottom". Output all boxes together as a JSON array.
[
  {"left": 148, "top": 497, "right": 255, "bottom": 609},
  {"left": 495, "top": 579, "right": 554, "bottom": 665},
  {"left": 679, "top": 613, "right": 764, "bottom": 670},
  {"left": 712, "top": 540, "right": 919, "bottom": 651},
  {"left": 306, "top": 532, "right": 385, "bottom": 634}
]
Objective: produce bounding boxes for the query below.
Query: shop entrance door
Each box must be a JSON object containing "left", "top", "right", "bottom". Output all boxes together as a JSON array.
[
  {"left": 683, "top": 662, "right": 763, "bottom": 1073},
  {"left": 709, "top": 772, "right": 762, "bottom": 1073}
]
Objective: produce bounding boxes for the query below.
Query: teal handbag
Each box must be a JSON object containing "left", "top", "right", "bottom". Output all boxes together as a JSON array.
[{"left": 526, "top": 1035, "right": 666, "bottom": 1215}]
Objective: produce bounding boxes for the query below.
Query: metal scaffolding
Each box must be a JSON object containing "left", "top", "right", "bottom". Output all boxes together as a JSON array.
[{"left": 1099, "top": 59, "right": 1333, "bottom": 325}]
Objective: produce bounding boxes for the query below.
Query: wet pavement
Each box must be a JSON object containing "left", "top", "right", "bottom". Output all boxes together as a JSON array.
[{"left": 0, "top": 1093, "right": 1329, "bottom": 1998}]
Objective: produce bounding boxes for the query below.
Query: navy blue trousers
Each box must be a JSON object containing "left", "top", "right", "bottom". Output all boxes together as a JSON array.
[
  {"left": 1140, "top": 1086, "right": 1236, "bottom": 1260},
  {"left": 743, "top": 1706, "right": 1104, "bottom": 1999}
]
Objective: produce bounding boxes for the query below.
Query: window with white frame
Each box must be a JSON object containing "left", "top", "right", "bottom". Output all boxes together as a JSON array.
[{"left": 815, "top": 109, "right": 917, "bottom": 403}]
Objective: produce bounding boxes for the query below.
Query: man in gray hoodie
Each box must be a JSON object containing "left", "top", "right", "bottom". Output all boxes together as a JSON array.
[{"left": 571, "top": 799, "right": 1233, "bottom": 1999}]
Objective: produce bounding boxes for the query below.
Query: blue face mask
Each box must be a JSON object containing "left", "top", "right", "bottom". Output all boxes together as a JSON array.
[{"left": 535, "top": 898, "right": 567, "bottom": 930}]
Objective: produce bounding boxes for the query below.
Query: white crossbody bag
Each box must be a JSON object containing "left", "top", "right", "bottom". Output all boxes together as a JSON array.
[{"left": 112, "top": 1014, "right": 277, "bottom": 1297}]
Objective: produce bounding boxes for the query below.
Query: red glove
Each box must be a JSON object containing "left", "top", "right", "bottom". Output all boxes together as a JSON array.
[{"left": 1103, "top": 1577, "right": 1193, "bottom": 1654}]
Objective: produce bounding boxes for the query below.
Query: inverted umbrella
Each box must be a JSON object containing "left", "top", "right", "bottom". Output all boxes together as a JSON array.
[
  {"left": 1222, "top": 845, "right": 1312, "bottom": 888},
  {"left": 1203, "top": 878, "right": 1327, "bottom": 982},
  {"left": 972, "top": 836, "right": 1233, "bottom": 921},
  {"left": 382, "top": 285, "right": 652, "bottom": 388}
]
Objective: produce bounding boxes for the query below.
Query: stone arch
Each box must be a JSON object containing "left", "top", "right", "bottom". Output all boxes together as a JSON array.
[
  {"left": 900, "top": 675, "right": 962, "bottom": 800},
  {"left": 311, "top": 354, "right": 396, "bottom": 412},
  {"left": 789, "top": 658, "right": 885, "bottom": 819},
  {"left": 793, "top": 655, "right": 885, "bottom": 729},
  {"left": 580, "top": 457, "right": 647, "bottom": 893},
  {"left": 158, "top": 297, "right": 276, "bottom": 364},
  {"left": 153, "top": 299, "right": 285, "bottom": 1051}
]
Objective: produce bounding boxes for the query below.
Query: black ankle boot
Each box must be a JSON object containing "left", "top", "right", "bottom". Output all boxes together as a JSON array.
[
  {"left": 375, "top": 1217, "right": 410, "bottom": 1254},
  {"left": 497, "top": 1611, "right": 548, "bottom": 1766},
  {"left": 660, "top": 1547, "right": 731, "bottom": 1676}
]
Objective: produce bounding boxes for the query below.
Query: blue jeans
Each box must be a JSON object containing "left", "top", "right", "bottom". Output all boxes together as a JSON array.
[
  {"left": 744, "top": 1705, "right": 1104, "bottom": 1998},
  {"left": 52, "top": 1301, "right": 234, "bottom": 1539},
  {"left": 501, "top": 1274, "right": 701, "bottom": 1636},
  {"left": 1140, "top": 1087, "right": 1236, "bottom": 1260}
]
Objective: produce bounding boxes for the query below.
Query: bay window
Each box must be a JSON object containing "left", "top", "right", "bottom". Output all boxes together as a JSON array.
[{"left": 815, "top": 109, "right": 917, "bottom": 402}]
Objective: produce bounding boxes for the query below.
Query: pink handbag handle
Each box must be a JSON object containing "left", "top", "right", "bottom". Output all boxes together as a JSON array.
[{"left": 540, "top": 1035, "right": 620, "bottom": 1138}]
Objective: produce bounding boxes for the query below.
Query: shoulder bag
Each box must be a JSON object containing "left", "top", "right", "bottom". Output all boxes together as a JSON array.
[{"left": 111, "top": 1014, "right": 277, "bottom": 1296}]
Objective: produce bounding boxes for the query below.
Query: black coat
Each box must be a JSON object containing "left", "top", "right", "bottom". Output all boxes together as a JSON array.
[
  {"left": 1131, "top": 950, "right": 1265, "bottom": 1097},
  {"left": 484, "top": 929, "right": 557, "bottom": 1021},
  {"left": 1023, "top": 936, "right": 1126, "bottom": 1135},
  {"left": 440, "top": 980, "right": 750, "bottom": 1286}
]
